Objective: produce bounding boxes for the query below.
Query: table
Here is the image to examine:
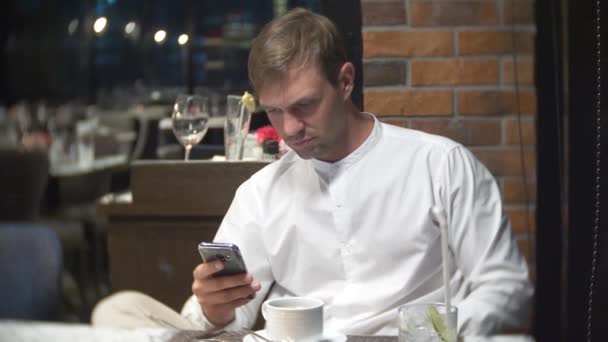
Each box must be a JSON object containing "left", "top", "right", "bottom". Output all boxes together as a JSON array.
[
  {"left": 0, "top": 320, "right": 172, "bottom": 342},
  {"left": 50, "top": 155, "right": 129, "bottom": 178},
  {"left": 44, "top": 154, "right": 131, "bottom": 320},
  {"left": 97, "top": 161, "right": 268, "bottom": 312},
  {"left": 0, "top": 320, "right": 535, "bottom": 342}
]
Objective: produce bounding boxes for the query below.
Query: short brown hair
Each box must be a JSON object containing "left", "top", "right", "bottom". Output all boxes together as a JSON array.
[{"left": 248, "top": 7, "right": 347, "bottom": 94}]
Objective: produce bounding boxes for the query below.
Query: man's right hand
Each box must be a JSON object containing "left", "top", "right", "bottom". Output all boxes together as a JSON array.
[{"left": 192, "top": 261, "right": 261, "bottom": 327}]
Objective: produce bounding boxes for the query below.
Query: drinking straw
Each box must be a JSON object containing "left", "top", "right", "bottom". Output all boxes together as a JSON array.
[
  {"left": 236, "top": 103, "right": 245, "bottom": 160},
  {"left": 431, "top": 206, "right": 451, "bottom": 313}
]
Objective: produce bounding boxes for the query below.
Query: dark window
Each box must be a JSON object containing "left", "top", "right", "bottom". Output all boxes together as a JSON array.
[{"left": 1, "top": 0, "right": 361, "bottom": 109}]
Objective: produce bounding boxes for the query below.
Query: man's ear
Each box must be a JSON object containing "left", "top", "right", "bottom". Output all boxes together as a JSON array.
[{"left": 338, "top": 62, "right": 355, "bottom": 100}]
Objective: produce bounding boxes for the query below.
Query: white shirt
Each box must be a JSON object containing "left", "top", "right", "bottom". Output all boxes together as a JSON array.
[{"left": 181, "top": 114, "right": 533, "bottom": 335}]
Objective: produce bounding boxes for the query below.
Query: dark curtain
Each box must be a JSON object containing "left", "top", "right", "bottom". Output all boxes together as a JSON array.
[
  {"left": 566, "top": 0, "right": 608, "bottom": 340},
  {"left": 535, "top": 0, "right": 608, "bottom": 341}
]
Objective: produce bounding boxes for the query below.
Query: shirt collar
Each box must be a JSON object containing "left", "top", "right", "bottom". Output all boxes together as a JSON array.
[{"left": 311, "top": 113, "right": 381, "bottom": 178}]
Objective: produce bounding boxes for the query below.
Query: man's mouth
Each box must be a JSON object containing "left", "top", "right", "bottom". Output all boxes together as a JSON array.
[{"left": 292, "top": 137, "right": 313, "bottom": 147}]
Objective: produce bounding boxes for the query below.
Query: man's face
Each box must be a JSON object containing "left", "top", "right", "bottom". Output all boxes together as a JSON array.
[{"left": 258, "top": 62, "right": 354, "bottom": 162}]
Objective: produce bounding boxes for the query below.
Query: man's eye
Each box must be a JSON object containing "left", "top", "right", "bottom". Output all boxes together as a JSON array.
[{"left": 296, "top": 102, "right": 313, "bottom": 111}]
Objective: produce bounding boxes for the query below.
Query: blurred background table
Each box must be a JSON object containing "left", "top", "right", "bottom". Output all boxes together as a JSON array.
[{"left": 97, "top": 160, "right": 268, "bottom": 312}]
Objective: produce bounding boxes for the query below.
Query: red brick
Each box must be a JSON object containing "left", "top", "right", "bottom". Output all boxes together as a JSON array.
[
  {"left": 409, "top": 119, "right": 501, "bottom": 145},
  {"left": 503, "top": 177, "right": 537, "bottom": 204},
  {"left": 527, "top": 263, "right": 537, "bottom": 284},
  {"left": 363, "top": 60, "right": 407, "bottom": 86},
  {"left": 379, "top": 118, "right": 408, "bottom": 128},
  {"left": 458, "top": 30, "right": 535, "bottom": 55},
  {"left": 504, "top": 0, "right": 535, "bottom": 25},
  {"left": 409, "top": 0, "right": 499, "bottom": 27},
  {"left": 470, "top": 147, "right": 536, "bottom": 177},
  {"left": 504, "top": 118, "right": 536, "bottom": 145},
  {"left": 502, "top": 57, "right": 535, "bottom": 85},
  {"left": 409, "top": 120, "right": 460, "bottom": 140},
  {"left": 362, "top": 0, "right": 407, "bottom": 26},
  {"left": 506, "top": 207, "right": 536, "bottom": 235},
  {"left": 364, "top": 90, "right": 453, "bottom": 116},
  {"left": 363, "top": 30, "right": 453, "bottom": 57},
  {"left": 516, "top": 236, "right": 536, "bottom": 264},
  {"left": 458, "top": 90, "right": 537, "bottom": 115},
  {"left": 410, "top": 59, "right": 499, "bottom": 86}
]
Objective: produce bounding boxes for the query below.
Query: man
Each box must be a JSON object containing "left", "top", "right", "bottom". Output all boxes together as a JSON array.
[{"left": 93, "top": 8, "right": 533, "bottom": 335}]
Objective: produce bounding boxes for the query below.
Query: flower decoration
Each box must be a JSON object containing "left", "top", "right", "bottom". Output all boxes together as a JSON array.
[{"left": 256, "top": 125, "right": 282, "bottom": 145}]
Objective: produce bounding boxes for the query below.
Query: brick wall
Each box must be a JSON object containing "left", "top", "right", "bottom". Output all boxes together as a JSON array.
[{"left": 361, "top": 0, "right": 537, "bottom": 279}]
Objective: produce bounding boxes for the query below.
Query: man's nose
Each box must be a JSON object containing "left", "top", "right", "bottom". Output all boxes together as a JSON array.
[{"left": 282, "top": 112, "right": 304, "bottom": 137}]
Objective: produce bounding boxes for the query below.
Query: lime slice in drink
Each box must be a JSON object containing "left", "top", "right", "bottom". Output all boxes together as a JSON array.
[{"left": 428, "top": 305, "right": 450, "bottom": 342}]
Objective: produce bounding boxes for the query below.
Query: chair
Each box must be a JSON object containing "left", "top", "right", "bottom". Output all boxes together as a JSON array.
[
  {"left": 0, "top": 149, "right": 49, "bottom": 220},
  {"left": 0, "top": 224, "right": 63, "bottom": 320}
]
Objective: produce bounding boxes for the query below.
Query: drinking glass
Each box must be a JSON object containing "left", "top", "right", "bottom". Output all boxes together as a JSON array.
[
  {"left": 224, "top": 94, "right": 252, "bottom": 161},
  {"left": 171, "top": 94, "right": 210, "bottom": 161},
  {"left": 398, "top": 303, "right": 457, "bottom": 342}
]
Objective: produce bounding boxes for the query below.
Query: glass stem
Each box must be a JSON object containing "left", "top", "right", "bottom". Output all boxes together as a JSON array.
[{"left": 185, "top": 145, "right": 192, "bottom": 161}]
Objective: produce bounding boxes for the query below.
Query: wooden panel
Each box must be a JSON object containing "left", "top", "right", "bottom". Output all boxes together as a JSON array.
[
  {"left": 130, "top": 161, "right": 268, "bottom": 216},
  {"left": 100, "top": 161, "right": 270, "bottom": 310},
  {"left": 107, "top": 219, "right": 220, "bottom": 311}
]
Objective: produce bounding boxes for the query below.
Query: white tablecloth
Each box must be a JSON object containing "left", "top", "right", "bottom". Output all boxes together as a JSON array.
[
  {"left": 0, "top": 320, "right": 175, "bottom": 342},
  {"left": 0, "top": 320, "right": 535, "bottom": 342}
]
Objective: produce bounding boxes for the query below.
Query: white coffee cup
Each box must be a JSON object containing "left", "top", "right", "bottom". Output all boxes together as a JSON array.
[{"left": 262, "top": 297, "right": 324, "bottom": 341}]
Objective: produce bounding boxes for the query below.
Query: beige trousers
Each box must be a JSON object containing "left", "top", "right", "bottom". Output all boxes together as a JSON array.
[{"left": 91, "top": 290, "right": 197, "bottom": 330}]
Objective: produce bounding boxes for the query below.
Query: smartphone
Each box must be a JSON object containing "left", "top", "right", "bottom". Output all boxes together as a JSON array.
[{"left": 198, "top": 242, "right": 248, "bottom": 277}]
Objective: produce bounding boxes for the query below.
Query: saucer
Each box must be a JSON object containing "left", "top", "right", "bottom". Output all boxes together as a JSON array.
[{"left": 243, "top": 329, "right": 347, "bottom": 342}]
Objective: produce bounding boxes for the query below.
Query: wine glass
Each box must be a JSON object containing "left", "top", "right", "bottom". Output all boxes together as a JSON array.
[{"left": 171, "top": 94, "right": 210, "bottom": 161}]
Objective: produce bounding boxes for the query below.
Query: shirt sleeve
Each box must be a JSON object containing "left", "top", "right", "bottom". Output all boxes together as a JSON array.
[
  {"left": 180, "top": 178, "right": 275, "bottom": 332},
  {"left": 437, "top": 146, "right": 534, "bottom": 335}
]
